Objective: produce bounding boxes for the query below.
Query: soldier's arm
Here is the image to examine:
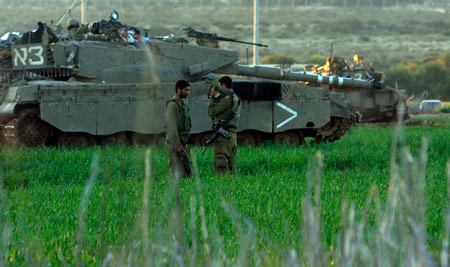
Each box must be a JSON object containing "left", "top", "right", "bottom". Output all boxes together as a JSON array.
[
  {"left": 165, "top": 102, "right": 182, "bottom": 148},
  {"left": 207, "top": 99, "right": 215, "bottom": 117},
  {"left": 207, "top": 96, "right": 232, "bottom": 117}
]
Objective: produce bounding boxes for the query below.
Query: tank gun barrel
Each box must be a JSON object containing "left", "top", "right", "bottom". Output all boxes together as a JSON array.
[
  {"left": 183, "top": 27, "right": 267, "bottom": 47},
  {"left": 218, "top": 64, "right": 383, "bottom": 89}
]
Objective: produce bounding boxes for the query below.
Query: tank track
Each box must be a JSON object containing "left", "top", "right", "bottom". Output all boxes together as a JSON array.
[
  {"left": 1, "top": 119, "right": 19, "bottom": 146},
  {"left": 1, "top": 110, "right": 49, "bottom": 147},
  {"left": 0, "top": 109, "right": 168, "bottom": 147},
  {"left": 315, "top": 112, "right": 360, "bottom": 143},
  {"left": 1, "top": 111, "right": 360, "bottom": 147}
]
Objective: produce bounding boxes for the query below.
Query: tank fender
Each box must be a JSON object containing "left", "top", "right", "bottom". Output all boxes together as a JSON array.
[
  {"left": 1, "top": 82, "right": 41, "bottom": 102},
  {"left": 330, "top": 101, "right": 350, "bottom": 118},
  {"left": 2, "top": 84, "right": 19, "bottom": 102},
  {"left": 0, "top": 82, "right": 40, "bottom": 122},
  {"left": 0, "top": 102, "right": 16, "bottom": 123},
  {"left": 35, "top": 81, "right": 172, "bottom": 135},
  {"left": 328, "top": 91, "right": 351, "bottom": 118}
]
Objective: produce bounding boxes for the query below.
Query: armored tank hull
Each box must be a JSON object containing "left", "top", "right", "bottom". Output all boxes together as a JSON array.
[
  {"left": 0, "top": 12, "right": 366, "bottom": 147},
  {"left": 333, "top": 86, "right": 407, "bottom": 122},
  {"left": 0, "top": 78, "right": 355, "bottom": 147}
]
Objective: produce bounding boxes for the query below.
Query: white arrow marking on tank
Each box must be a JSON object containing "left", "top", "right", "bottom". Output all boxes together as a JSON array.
[{"left": 276, "top": 102, "right": 298, "bottom": 129}]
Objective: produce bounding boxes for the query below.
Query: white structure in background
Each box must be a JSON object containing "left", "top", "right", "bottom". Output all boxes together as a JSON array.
[{"left": 419, "top": 100, "right": 443, "bottom": 113}]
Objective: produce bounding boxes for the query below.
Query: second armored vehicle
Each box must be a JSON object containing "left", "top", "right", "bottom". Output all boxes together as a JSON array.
[{"left": 308, "top": 55, "right": 408, "bottom": 122}]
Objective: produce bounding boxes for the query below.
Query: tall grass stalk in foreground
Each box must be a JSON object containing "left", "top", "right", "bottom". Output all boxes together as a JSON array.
[
  {"left": 74, "top": 153, "right": 100, "bottom": 267},
  {"left": 5, "top": 113, "right": 447, "bottom": 265},
  {"left": 0, "top": 172, "right": 11, "bottom": 267},
  {"left": 65, "top": 116, "right": 449, "bottom": 266}
]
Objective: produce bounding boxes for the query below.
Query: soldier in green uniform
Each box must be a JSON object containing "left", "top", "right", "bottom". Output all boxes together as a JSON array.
[
  {"left": 165, "top": 80, "right": 192, "bottom": 177},
  {"left": 207, "top": 76, "right": 241, "bottom": 175},
  {"left": 66, "top": 18, "right": 89, "bottom": 40}
]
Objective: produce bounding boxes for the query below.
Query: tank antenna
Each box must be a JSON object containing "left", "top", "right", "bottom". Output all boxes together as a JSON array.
[
  {"left": 53, "top": 0, "right": 82, "bottom": 26},
  {"left": 330, "top": 40, "right": 334, "bottom": 59}
]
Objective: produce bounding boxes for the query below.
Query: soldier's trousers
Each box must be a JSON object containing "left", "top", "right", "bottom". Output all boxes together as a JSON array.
[
  {"left": 213, "top": 132, "right": 237, "bottom": 175},
  {"left": 166, "top": 142, "right": 191, "bottom": 178}
]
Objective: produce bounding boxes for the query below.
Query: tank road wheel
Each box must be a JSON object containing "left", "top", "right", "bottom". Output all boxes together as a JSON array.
[
  {"left": 315, "top": 117, "right": 351, "bottom": 143},
  {"left": 58, "top": 133, "right": 94, "bottom": 148},
  {"left": 99, "top": 133, "right": 131, "bottom": 146},
  {"left": 16, "top": 112, "right": 49, "bottom": 147},
  {"left": 274, "top": 131, "right": 305, "bottom": 145},
  {"left": 237, "top": 132, "right": 262, "bottom": 147}
]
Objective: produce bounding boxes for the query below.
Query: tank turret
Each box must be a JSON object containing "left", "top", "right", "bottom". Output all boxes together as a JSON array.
[{"left": 307, "top": 54, "right": 407, "bottom": 122}]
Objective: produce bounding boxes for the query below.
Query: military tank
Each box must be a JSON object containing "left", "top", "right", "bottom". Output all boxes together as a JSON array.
[
  {"left": 0, "top": 11, "right": 378, "bottom": 147},
  {"left": 308, "top": 55, "right": 408, "bottom": 122}
]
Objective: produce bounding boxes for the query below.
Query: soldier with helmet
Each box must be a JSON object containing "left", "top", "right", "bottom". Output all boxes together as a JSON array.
[
  {"left": 67, "top": 18, "right": 89, "bottom": 40},
  {"left": 165, "top": 80, "right": 193, "bottom": 177},
  {"left": 207, "top": 76, "right": 241, "bottom": 175},
  {"left": 351, "top": 54, "right": 364, "bottom": 71}
]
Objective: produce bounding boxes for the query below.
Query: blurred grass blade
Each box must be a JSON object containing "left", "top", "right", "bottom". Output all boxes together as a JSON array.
[
  {"left": 192, "top": 151, "right": 211, "bottom": 260},
  {"left": 74, "top": 152, "right": 100, "bottom": 267},
  {"left": 142, "top": 148, "right": 152, "bottom": 266}
]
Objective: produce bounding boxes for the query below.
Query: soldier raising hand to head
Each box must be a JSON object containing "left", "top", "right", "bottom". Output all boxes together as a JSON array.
[
  {"left": 166, "top": 80, "right": 192, "bottom": 177},
  {"left": 207, "top": 76, "right": 241, "bottom": 175}
]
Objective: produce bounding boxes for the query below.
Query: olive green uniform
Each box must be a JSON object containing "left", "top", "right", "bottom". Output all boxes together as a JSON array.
[
  {"left": 207, "top": 92, "right": 241, "bottom": 174},
  {"left": 165, "top": 98, "right": 191, "bottom": 177},
  {"left": 68, "top": 25, "right": 89, "bottom": 40}
]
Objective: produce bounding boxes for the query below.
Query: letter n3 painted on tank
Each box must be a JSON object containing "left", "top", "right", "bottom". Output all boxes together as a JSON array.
[{"left": 12, "top": 44, "right": 48, "bottom": 70}]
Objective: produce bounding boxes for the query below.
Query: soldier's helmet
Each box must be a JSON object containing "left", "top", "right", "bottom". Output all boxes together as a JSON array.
[{"left": 67, "top": 18, "right": 80, "bottom": 31}]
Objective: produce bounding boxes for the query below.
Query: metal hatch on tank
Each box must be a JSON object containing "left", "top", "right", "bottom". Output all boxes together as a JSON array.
[{"left": 0, "top": 10, "right": 368, "bottom": 147}]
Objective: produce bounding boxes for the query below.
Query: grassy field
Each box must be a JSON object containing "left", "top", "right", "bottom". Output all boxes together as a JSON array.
[{"left": 0, "top": 115, "right": 449, "bottom": 265}]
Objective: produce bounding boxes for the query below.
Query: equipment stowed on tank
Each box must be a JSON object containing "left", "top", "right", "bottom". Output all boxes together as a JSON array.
[
  {"left": 0, "top": 10, "right": 373, "bottom": 147},
  {"left": 308, "top": 55, "right": 408, "bottom": 123}
]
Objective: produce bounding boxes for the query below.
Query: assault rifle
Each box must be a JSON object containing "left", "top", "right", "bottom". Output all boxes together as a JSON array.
[
  {"left": 183, "top": 27, "right": 268, "bottom": 47},
  {"left": 181, "top": 154, "right": 193, "bottom": 176},
  {"left": 179, "top": 135, "right": 193, "bottom": 176},
  {"left": 201, "top": 111, "right": 236, "bottom": 154}
]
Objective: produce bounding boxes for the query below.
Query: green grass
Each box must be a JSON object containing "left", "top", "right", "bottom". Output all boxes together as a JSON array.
[{"left": 1, "top": 117, "right": 449, "bottom": 265}]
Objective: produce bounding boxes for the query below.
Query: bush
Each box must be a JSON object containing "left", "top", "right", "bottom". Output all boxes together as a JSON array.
[
  {"left": 260, "top": 53, "right": 299, "bottom": 65},
  {"left": 385, "top": 51, "right": 450, "bottom": 101},
  {"left": 301, "top": 54, "right": 327, "bottom": 65}
]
